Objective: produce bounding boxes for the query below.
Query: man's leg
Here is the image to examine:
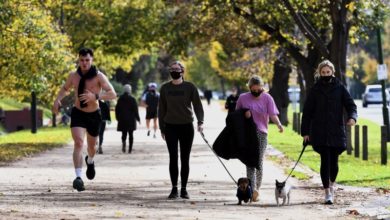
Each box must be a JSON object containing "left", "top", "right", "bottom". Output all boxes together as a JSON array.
[
  {"left": 152, "top": 117, "right": 158, "bottom": 138},
  {"left": 146, "top": 119, "right": 151, "bottom": 136},
  {"left": 71, "top": 127, "right": 86, "bottom": 191},
  {"left": 85, "top": 132, "right": 98, "bottom": 180}
]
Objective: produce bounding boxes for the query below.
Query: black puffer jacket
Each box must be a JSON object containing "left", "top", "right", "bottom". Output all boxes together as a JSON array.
[
  {"left": 213, "top": 109, "right": 260, "bottom": 169},
  {"left": 115, "top": 93, "right": 140, "bottom": 132},
  {"left": 301, "top": 78, "right": 357, "bottom": 154}
]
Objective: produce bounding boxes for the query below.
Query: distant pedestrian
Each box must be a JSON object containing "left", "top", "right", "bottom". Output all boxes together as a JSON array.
[
  {"left": 301, "top": 60, "right": 357, "bottom": 205},
  {"left": 225, "top": 87, "right": 239, "bottom": 113},
  {"left": 97, "top": 100, "right": 111, "bottom": 154},
  {"left": 141, "top": 82, "right": 159, "bottom": 138},
  {"left": 158, "top": 61, "right": 204, "bottom": 199},
  {"left": 204, "top": 89, "right": 212, "bottom": 105},
  {"left": 115, "top": 84, "right": 140, "bottom": 154},
  {"left": 235, "top": 75, "right": 284, "bottom": 202}
]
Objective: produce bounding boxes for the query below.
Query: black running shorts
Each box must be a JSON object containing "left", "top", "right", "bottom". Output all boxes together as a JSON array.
[
  {"left": 70, "top": 107, "right": 102, "bottom": 137},
  {"left": 146, "top": 108, "right": 157, "bottom": 119}
]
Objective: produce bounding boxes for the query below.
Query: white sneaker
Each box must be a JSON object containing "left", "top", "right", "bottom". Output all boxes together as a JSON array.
[{"left": 325, "top": 194, "right": 333, "bottom": 205}]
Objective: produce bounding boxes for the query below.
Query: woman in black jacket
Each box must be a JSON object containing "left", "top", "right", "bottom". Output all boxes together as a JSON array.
[
  {"left": 115, "top": 84, "right": 140, "bottom": 153},
  {"left": 301, "top": 60, "right": 357, "bottom": 205}
]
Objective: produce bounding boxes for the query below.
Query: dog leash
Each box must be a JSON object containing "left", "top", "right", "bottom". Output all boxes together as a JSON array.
[
  {"left": 284, "top": 141, "right": 309, "bottom": 182},
  {"left": 200, "top": 131, "right": 238, "bottom": 185}
]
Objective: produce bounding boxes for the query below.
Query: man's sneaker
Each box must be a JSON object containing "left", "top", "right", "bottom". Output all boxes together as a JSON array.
[
  {"left": 97, "top": 146, "right": 103, "bottom": 154},
  {"left": 147, "top": 130, "right": 151, "bottom": 136},
  {"left": 325, "top": 194, "right": 334, "bottom": 205},
  {"left": 180, "top": 188, "right": 190, "bottom": 199},
  {"left": 85, "top": 156, "right": 96, "bottom": 180},
  {"left": 168, "top": 187, "right": 178, "bottom": 199},
  {"left": 73, "top": 177, "right": 85, "bottom": 192}
]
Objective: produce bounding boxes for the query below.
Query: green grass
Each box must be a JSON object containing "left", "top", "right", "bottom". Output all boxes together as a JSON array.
[
  {"left": 0, "top": 125, "right": 71, "bottom": 163},
  {"left": 268, "top": 110, "right": 390, "bottom": 189}
]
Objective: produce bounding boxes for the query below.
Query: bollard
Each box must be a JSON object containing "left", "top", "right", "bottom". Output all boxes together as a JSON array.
[
  {"left": 293, "top": 113, "right": 297, "bottom": 132},
  {"left": 52, "top": 113, "right": 57, "bottom": 127},
  {"left": 362, "top": 126, "right": 368, "bottom": 161},
  {"left": 31, "top": 91, "right": 37, "bottom": 134},
  {"left": 346, "top": 125, "right": 352, "bottom": 155},
  {"left": 354, "top": 125, "right": 360, "bottom": 158},
  {"left": 381, "top": 126, "right": 387, "bottom": 165},
  {"left": 297, "top": 113, "right": 301, "bottom": 135}
]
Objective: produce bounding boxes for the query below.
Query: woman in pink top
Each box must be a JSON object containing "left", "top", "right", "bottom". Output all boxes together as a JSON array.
[{"left": 236, "top": 75, "right": 284, "bottom": 202}]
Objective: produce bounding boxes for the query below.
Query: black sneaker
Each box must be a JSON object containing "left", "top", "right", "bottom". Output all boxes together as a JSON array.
[
  {"left": 73, "top": 177, "right": 85, "bottom": 192},
  {"left": 97, "top": 146, "right": 103, "bottom": 154},
  {"left": 85, "top": 156, "right": 96, "bottom": 180},
  {"left": 168, "top": 187, "right": 178, "bottom": 199},
  {"left": 147, "top": 130, "right": 150, "bottom": 136},
  {"left": 180, "top": 188, "right": 190, "bottom": 199}
]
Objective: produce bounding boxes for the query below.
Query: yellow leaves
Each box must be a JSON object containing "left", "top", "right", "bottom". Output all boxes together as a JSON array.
[{"left": 346, "top": 2, "right": 355, "bottom": 12}]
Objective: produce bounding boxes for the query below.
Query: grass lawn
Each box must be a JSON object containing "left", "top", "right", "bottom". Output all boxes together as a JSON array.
[
  {"left": 268, "top": 110, "right": 390, "bottom": 189},
  {"left": 0, "top": 125, "right": 71, "bottom": 163}
]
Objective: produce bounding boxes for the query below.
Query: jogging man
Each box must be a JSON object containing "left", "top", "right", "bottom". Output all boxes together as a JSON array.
[{"left": 52, "top": 48, "right": 116, "bottom": 191}]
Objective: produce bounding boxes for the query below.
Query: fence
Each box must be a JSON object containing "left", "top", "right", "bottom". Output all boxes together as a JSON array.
[{"left": 292, "top": 112, "right": 388, "bottom": 165}]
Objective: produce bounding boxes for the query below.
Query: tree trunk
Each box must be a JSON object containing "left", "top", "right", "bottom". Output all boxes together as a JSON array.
[{"left": 269, "top": 50, "right": 291, "bottom": 126}]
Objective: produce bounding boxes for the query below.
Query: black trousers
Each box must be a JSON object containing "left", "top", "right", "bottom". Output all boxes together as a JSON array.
[
  {"left": 165, "top": 123, "right": 194, "bottom": 188},
  {"left": 98, "top": 121, "right": 106, "bottom": 147},
  {"left": 122, "top": 129, "right": 134, "bottom": 150},
  {"left": 319, "top": 148, "right": 339, "bottom": 189}
]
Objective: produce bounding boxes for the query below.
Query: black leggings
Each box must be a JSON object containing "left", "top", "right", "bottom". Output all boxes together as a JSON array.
[
  {"left": 98, "top": 121, "right": 106, "bottom": 146},
  {"left": 165, "top": 123, "right": 194, "bottom": 188},
  {"left": 319, "top": 148, "right": 339, "bottom": 189},
  {"left": 122, "top": 130, "right": 134, "bottom": 150}
]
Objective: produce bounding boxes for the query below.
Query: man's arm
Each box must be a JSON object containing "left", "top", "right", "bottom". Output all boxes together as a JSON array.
[
  {"left": 52, "top": 73, "right": 73, "bottom": 115},
  {"left": 98, "top": 73, "right": 116, "bottom": 100}
]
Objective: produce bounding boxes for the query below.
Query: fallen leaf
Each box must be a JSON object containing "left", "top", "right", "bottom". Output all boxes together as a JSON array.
[
  {"left": 115, "top": 211, "right": 124, "bottom": 217},
  {"left": 347, "top": 210, "right": 360, "bottom": 215},
  {"left": 190, "top": 202, "right": 196, "bottom": 205}
]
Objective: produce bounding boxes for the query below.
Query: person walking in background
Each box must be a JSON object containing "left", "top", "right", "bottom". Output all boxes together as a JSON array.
[
  {"left": 115, "top": 84, "right": 140, "bottom": 154},
  {"left": 204, "top": 89, "right": 212, "bottom": 105},
  {"left": 225, "top": 87, "right": 239, "bottom": 113},
  {"left": 158, "top": 61, "right": 204, "bottom": 200},
  {"left": 235, "top": 75, "right": 284, "bottom": 202},
  {"left": 301, "top": 60, "right": 357, "bottom": 205},
  {"left": 141, "top": 82, "right": 159, "bottom": 138},
  {"left": 52, "top": 48, "right": 116, "bottom": 191},
  {"left": 97, "top": 100, "right": 111, "bottom": 154}
]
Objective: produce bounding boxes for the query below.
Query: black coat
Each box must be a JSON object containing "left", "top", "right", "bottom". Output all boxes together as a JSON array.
[
  {"left": 115, "top": 93, "right": 140, "bottom": 132},
  {"left": 213, "top": 109, "right": 260, "bottom": 169},
  {"left": 301, "top": 78, "right": 357, "bottom": 154},
  {"left": 99, "top": 100, "right": 111, "bottom": 121}
]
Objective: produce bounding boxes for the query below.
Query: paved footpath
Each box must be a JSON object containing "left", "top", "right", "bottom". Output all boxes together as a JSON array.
[{"left": 1, "top": 101, "right": 390, "bottom": 220}]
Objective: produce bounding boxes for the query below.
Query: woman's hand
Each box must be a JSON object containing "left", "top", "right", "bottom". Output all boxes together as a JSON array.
[
  {"left": 245, "top": 110, "right": 251, "bottom": 118},
  {"left": 303, "top": 135, "right": 310, "bottom": 143},
  {"left": 346, "top": 118, "right": 356, "bottom": 126},
  {"left": 197, "top": 124, "right": 204, "bottom": 133}
]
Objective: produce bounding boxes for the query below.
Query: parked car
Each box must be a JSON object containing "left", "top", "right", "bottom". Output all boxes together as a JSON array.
[{"left": 362, "top": 85, "right": 390, "bottom": 107}]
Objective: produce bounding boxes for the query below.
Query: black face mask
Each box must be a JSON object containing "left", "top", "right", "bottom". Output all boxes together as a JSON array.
[
  {"left": 170, "top": 71, "right": 182, "bottom": 80},
  {"left": 320, "top": 75, "right": 333, "bottom": 82},
  {"left": 251, "top": 90, "right": 262, "bottom": 97}
]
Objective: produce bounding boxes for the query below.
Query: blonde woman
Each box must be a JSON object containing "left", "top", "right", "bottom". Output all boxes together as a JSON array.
[
  {"left": 235, "top": 75, "right": 284, "bottom": 202},
  {"left": 301, "top": 60, "right": 357, "bottom": 204}
]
